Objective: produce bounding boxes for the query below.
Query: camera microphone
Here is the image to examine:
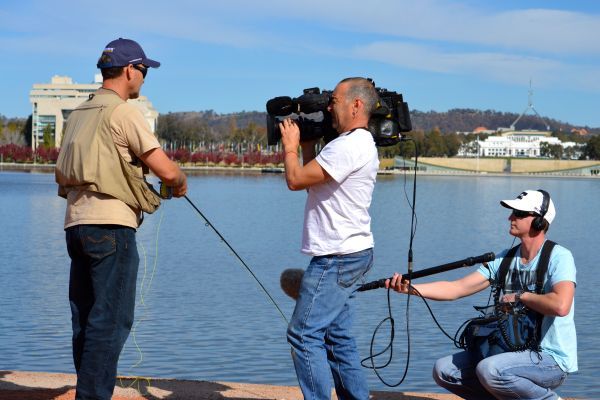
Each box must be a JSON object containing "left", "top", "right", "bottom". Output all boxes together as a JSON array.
[{"left": 266, "top": 96, "right": 296, "bottom": 116}]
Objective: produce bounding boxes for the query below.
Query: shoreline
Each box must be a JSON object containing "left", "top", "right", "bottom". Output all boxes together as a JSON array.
[
  {"left": 0, "top": 370, "right": 580, "bottom": 400},
  {"left": 1, "top": 162, "right": 598, "bottom": 179},
  {"left": 0, "top": 370, "right": 477, "bottom": 400}
]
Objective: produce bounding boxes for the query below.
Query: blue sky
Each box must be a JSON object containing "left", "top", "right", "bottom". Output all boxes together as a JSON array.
[{"left": 2, "top": 0, "right": 600, "bottom": 127}]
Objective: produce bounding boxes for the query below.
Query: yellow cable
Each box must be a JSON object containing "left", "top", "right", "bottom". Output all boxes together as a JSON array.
[{"left": 118, "top": 205, "right": 166, "bottom": 394}]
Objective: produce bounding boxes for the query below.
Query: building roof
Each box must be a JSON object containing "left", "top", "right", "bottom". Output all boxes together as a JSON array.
[{"left": 499, "top": 129, "right": 552, "bottom": 137}]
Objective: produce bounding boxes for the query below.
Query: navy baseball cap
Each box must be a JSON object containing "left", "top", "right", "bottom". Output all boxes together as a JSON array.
[{"left": 96, "top": 38, "right": 160, "bottom": 69}]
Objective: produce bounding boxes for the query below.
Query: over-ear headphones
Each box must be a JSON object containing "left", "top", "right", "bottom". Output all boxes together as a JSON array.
[{"left": 532, "top": 189, "right": 550, "bottom": 231}]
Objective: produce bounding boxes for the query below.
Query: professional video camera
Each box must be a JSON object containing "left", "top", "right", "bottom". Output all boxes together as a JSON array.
[
  {"left": 265, "top": 81, "right": 412, "bottom": 147},
  {"left": 266, "top": 88, "right": 337, "bottom": 145}
]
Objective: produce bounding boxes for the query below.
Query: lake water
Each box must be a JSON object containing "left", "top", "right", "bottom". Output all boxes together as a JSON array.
[{"left": 0, "top": 170, "right": 598, "bottom": 398}]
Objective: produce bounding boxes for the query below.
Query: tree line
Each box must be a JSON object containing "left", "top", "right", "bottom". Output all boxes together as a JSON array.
[
  {"left": 0, "top": 115, "right": 28, "bottom": 146},
  {"left": 410, "top": 108, "right": 600, "bottom": 135},
  {"left": 2, "top": 110, "right": 600, "bottom": 162},
  {"left": 154, "top": 111, "right": 597, "bottom": 160}
]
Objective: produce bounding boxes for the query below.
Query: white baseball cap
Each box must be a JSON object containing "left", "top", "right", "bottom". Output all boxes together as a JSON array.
[{"left": 500, "top": 190, "right": 556, "bottom": 225}]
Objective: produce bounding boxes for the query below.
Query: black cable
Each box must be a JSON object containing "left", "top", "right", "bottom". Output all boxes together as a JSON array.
[
  {"left": 407, "top": 141, "right": 418, "bottom": 273},
  {"left": 361, "top": 140, "right": 480, "bottom": 385},
  {"left": 360, "top": 140, "right": 419, "bottom": 386},
  {"left": 361, "top": 141, "right": 505, "bottom": 384},
  {"left": 360, "top": 287, "right": 412, "bottom": 387},
  {"left": 183, "top": 195, "right": 289, "bottom": 324},
  {"left": 362, "top": 284, "right": 472, "bottom": 387}
]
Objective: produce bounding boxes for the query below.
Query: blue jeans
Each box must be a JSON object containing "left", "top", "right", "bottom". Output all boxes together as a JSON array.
[
  {"left": 66, "top": 225, "right": 139, "bottom": 400},
  {"left": 433, "top": 350, "right": 568, "bottom": 400},
  {"left": 287, "top": 248, "right": 374, "bottom": 400}
]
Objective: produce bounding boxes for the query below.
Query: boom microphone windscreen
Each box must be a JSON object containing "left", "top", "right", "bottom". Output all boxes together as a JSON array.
[{"left": 280, "top": 268, "right": 304, "bottom": 300}]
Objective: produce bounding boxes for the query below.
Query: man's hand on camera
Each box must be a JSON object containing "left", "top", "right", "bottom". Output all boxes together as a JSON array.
[{"left": 279, "top": 118, "right": 300, "bottom": 152}]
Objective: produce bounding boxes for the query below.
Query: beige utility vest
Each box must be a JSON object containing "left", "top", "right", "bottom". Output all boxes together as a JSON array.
[{"left": 55, "top": 92, "right": 161, "bottom": 214}]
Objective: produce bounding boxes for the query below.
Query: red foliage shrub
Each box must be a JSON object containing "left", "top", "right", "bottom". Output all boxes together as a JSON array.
[
  {"left": 171, "top": 148, "right": 191, "bottom": 163},
  {"left": 190, "top": 151, "right": 223, "bottom": 164},
  {"left": 35, "top": 146, "right": 60, "bottom": 163},
  {"left": 0, "top": 144, "right": 285, "bottom": 167},
  {"left": 222, "top": 153, "right": 239, "bottom": 165},
  {"left": 0, "top": 144, "right": 33, "bottom": 163}
]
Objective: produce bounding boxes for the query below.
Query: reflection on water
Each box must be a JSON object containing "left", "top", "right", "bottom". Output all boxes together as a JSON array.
[{"left": 0, "top": 171, "right": 598, "bottom": 398}]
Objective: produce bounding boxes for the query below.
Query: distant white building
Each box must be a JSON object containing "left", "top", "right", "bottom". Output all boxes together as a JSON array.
[
  {"left": 29, "top": 75, "right": 159, "bottom": 150},
  {"left": 457, "top": 83, "right": 585, "bottom": 159},
  {"left": 458, "top": 129, "right": 581, "bottom": 158}
]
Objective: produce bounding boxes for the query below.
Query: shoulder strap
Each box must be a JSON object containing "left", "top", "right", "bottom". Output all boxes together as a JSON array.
[
  {"left": 494, "top": 245, "right": 520, "bottom": 303},
  {"left": 533, "top": 240, "right": 556, "bottom": 342},
  {"left": 535, "top": 240, "right": 556, "bottom": 294}
]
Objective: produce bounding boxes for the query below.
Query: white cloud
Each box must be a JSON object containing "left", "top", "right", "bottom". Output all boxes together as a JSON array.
[
  {"left": 118, "top": 4, "right": 268, "bottom": 48},
  {"left": 0, "top": 1, "right": 269, "bottom": 54},
  {"left": 2, "top": 0, "right": 599, "bottom": 124},
  {"left": 444, "top": 8, "right": 600, "bottom": 56},
  {"left": 6, "top": 0, "right": 600, "bottom": 57},
  {"left": 353, "top": 40, "right": 600, "bottom": 91},
  {"left": 206, "top": 0, "right": 600, "bottom": 56}
]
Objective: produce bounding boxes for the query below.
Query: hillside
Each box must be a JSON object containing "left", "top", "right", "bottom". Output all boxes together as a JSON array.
[
  {"left": 2, "top": 109, "right": 598, "bottom": 149},
  {"left": 409, "top": 108, "right": 599, "bottom": 134},
  {"left": 156, "top": 108, "right": 599, "bottom": 137}
]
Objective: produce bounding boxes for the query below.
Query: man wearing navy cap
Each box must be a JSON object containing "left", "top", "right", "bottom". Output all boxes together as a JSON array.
[{"left": 56, "top": 38, "right": 187, "bottom": 400}]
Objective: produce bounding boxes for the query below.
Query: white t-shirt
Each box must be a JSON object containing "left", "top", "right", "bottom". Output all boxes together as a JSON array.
[{"left": 301, "top": 128, "right": 379, "bottom": 256}]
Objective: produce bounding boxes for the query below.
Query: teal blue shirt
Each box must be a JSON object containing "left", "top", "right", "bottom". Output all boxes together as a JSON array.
[{"left": 477, "top": 241, "right": 578, "bottom": 373}]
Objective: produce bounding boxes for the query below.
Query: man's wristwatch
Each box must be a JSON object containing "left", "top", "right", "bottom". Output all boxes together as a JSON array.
[{"left": 515, "top": 290, "right": 524, "bottom": 303}]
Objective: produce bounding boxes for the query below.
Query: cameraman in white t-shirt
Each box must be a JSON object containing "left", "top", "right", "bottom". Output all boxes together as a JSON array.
[{"left": 280, "top": 77, "right": 380, "bottom": 400}]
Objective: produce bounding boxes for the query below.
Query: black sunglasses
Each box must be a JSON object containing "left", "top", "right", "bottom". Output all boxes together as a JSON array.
[
  {"left": 511, "top": 209, "right": 535, "bottom": 219},
  {"left": 132, "top": 64, "right": 148, "bottom": 78}
]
